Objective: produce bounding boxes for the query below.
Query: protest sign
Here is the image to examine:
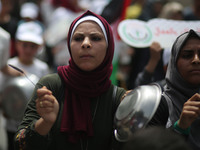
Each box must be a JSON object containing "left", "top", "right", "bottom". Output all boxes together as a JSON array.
[{"left": 118, "top": 18, "right": 200, "bottom": 49}]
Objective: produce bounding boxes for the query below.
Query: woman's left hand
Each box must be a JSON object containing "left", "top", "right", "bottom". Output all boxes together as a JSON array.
[
  {"left": 178, "top": 93, "right": 200, "bottom": 129},
  {"left": 36, "top": 86, "right": 59, "bottom": 124}
]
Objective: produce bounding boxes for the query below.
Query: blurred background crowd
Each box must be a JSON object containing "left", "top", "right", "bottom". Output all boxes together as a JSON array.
[
  {"left": 0, "top": 0, "right": 199, "bottom": 150},
  {"left": 0, "top": 0, "right": 199, "bottom": 87}
]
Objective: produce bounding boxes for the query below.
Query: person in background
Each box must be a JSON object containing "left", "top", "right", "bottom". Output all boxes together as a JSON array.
[
  {"left": 149, "top": 29, "right": 200, "bottom": 150},
  {"left": 183, "top": 0, "right": 200, "bottom": 20},
  {"left": 127, "top": 0, "right": 168, "bottom": 21},
  {"left": 51, "top": 0, "right": 84, "bottom": 13},
  {"left": 0, "top": 0, "right": 19, "bottom": 57},
  {"left": 129, "top": 1, "right": 184, "bottom": 90},
  {"left": 132, "top": 42, "right": 164, "bottom": 89},
  {"left": 122, "top": 127, "right": 192, "bottom": 150},
  {"left": 19, "top": 1, "right": 48, "bottom": 65},
  {"left": 101, "top": 0, "right": 132, "bottom": 24},
  {"left": 126, "top": 42, "right": 166, "bottom": 90},
  {"left": 14, "top": 10, "right": 126, "bottom": 150},
  {"left": 0, "top": 21, "right": 49, "bottom": 150},
  {"left": 159, "top": 1, "right": 184, "bottom": 20},
  {"left": 43, "top": 6, "right": 78, "bottom": 72},
  {"left": 0, "top": 27, "right": 21, "bottom": 76},
  {"left": 0, "top": 26, "right": 21, "bottom": 150},
  {"left": 8, "top": 21, "right": 49, "bottom": 78},
  {"left": 19, "top": 1, "right": 44, "bottom": 29}
]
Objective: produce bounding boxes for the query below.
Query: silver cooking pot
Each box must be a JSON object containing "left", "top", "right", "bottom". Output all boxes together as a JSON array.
[
  {"left": 114, "top": 83, "right": 162, "bottom": 142},
  {"left": 1, "top": 73, "right": 39, "bottom": 121}
]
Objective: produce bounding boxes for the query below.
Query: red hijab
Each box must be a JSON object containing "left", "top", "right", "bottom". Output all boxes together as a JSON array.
[{"left": 57, "top": 10, "right": 114, "bottom": 143}]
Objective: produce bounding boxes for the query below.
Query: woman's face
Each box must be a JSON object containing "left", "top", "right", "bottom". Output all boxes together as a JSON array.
[
  {"left": 70, "top": 21, "right": 107, "bottom": 71},
  {"left": 177, "top": 37, "right": 200, "bottom": 85}
]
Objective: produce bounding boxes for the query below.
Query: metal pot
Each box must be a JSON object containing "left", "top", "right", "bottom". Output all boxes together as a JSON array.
[
  {"left": 114, "top": 83, "right": 162, "bottom": 142},
  {"left": 1, "top": 73, "right": 39, "bottom": 121}
]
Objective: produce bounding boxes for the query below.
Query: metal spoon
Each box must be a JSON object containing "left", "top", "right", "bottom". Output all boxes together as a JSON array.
[{"left": 8, "top": 64, "right": 36, "bottom": 86}]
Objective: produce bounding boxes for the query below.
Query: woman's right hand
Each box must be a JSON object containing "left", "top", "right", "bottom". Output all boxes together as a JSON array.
[
  {"left": 145, "top": 42, "right": 163, "bottom": 73},
  {"left": 178, "top": 93, "right": 200, "bottom": 129},
  {"left": 149, "top": 42, "right": 162, "bottom": 62},
  {"left": 36, "top": 86, "right": 59, "bottom": 124}
]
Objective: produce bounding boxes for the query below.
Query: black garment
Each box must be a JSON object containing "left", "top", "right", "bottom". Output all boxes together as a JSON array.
[
  {"left": 14, "top": 74, "right": 126, "bottom": 150},
  {"left": 127, "top": 47, "right": 165, "bottom": 89},
  {"left": 7, "top": 130, "right": 15, "bottom": 150},
  {"left": 183, "top": 7, "right": 200, "bottom": 21},
  {"left": 0, "top": 17, "right": 18, "bottom": 39},
  {"left": 101, "top": 0, "right": 125, "bottom": 24},
  {"left": 148, "top": 96, "right": 169, "bottom": 127},
  {"left": 135, "top": 0, "right": 167, "bottom": 21}
]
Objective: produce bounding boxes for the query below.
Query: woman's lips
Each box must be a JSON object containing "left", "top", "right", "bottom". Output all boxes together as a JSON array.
[
  {"left": 80, "top": 55, "right": 93, "bottom": 59},
  {"left": 190, "top": 69, "right": 200, "bottom": 74}
]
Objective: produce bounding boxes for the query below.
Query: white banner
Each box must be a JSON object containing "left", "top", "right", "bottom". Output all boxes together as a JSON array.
[{"left": 118, "top": 19, "right": 200, "bottom": 49}]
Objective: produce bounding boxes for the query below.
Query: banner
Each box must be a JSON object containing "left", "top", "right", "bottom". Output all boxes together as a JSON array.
[{"left": 118, "top": 19, "right": 200, "bottom": 49}]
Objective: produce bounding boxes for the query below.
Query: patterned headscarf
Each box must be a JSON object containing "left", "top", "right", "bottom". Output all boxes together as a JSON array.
[{"left": 57, "top": 10, "right": 114, "bottom": 143}]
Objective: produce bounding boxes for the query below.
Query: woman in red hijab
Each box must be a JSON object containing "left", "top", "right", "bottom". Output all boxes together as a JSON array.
[{"left": 14, "top": 10, "right": 126, "bottom": 150}]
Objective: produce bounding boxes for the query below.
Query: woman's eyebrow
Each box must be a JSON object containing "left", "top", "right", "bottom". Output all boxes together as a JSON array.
[
  {"left": 90, "top": 32, "right": 104, "bottom": 36},
  {"left": 181, "top": 47, "right": 196, "bottom": 51},
  {"left": 73, "top": 32, "right": 84, "bottom": 35},
  {"left": 182, "top": 49, "right": 193, "bottom": 51},
  {"left": 73, "top": 32, "right": 104, "bottom": 37}
]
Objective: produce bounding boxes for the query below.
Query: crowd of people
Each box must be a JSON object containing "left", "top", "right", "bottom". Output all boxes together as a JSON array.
[{"left": 0, "top": 0, "right": 200, "bottom": 150}]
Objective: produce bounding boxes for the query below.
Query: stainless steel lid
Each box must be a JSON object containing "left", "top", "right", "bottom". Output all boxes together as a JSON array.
[
  {"left": 114, "top": 83, "right": 162, "bottom": 142},
  {"left": 1, "top": 74, "right": 39, "bottom": 120}
]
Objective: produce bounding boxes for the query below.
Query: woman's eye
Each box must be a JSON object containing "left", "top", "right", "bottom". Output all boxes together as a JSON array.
[
  {"left": 180, "top": 52, "right": 193, "bottom": 59},
  {"left": 74, "top": 36, "right": 84, "bottom": 41},
  {"left": 92, "top": 36, "right": 101, "bottom": 41},
  {"left": 182, "top": 54, "right": 193, "bottom": 59}
]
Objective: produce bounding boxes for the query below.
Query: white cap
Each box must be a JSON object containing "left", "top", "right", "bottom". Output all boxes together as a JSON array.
[
  {"left": 20, "top": 2, "right": 39, "bottom": 19},
  {"left": 16, "top": 21, "right": 43, "bottom": 45}
]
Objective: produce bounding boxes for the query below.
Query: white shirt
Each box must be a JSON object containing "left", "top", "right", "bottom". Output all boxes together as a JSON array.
[
  {"left": 0, "top": 27, "right": 9, "bottom": 150},
  {"left": 0, "top": 27, "right": 10, "bottom": 70},
  {"left": 7, "top": 57, "right": 50, "bottom": 78}
]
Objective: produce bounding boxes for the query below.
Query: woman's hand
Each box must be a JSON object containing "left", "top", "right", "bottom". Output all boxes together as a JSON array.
[
  {"left": 36, "top": 86, "right": 59, "bottom": 124},
  {"left": 178, "top": 93, "right": 200, "bottom": 129},
  {"left": 121, "top": 90, "right": 132, "bottom": 102},
  {"left": 149, "top": 42, "right": 162, "bottom": 62},
  {"left": 145, "top": 42, "right": 163, "bottom": 73}
]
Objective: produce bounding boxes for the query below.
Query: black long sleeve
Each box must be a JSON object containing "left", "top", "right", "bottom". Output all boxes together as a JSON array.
[{"left": 148, "top": 96, "right": 169, "bottom": 126}]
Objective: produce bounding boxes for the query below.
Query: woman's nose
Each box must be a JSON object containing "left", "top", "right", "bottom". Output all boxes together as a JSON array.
[
  {"left": 81, "top": 37, "right": 91, "bottom": 49},
  {"left": 192, "top": 53, "right": 200, "bottom": 64}
]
